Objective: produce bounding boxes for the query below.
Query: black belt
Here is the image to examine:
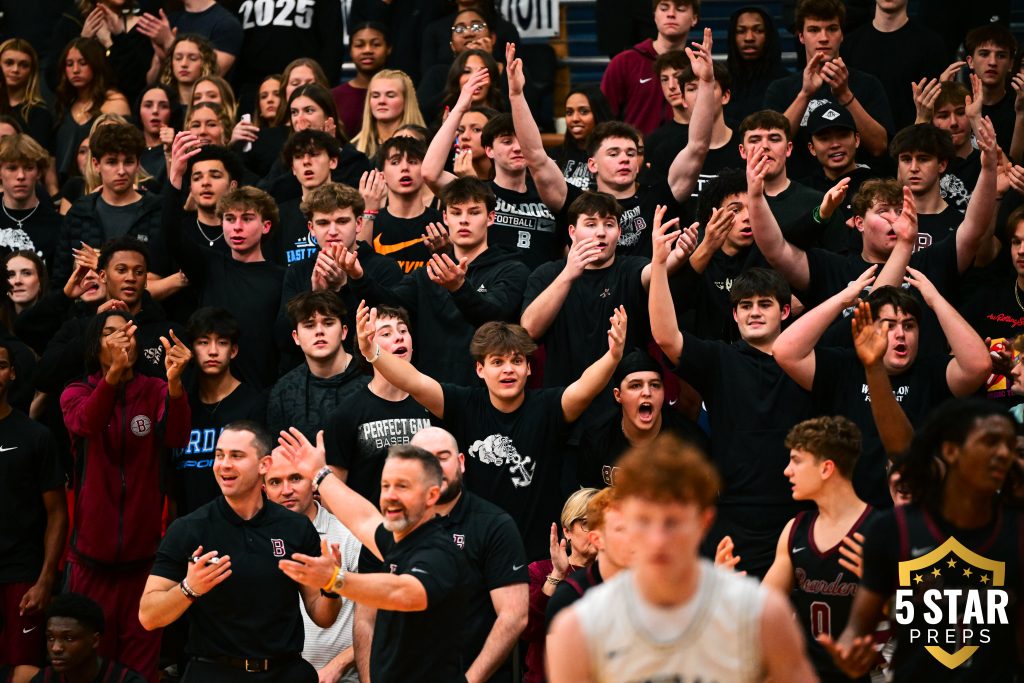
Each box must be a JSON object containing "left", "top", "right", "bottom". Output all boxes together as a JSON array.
[{"left": 193, "top": 654, "right": 300, "bottom": 673}]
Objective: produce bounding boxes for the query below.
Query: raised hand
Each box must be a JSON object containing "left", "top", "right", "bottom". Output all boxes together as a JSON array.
[
  {"left": 505, "top": 42, "right": 525, "bottom": 97},
  {"left": 974, "top": 115, "right": 1000, "bottom": 170},
  {"left": 358, "top": 169, "right": 387, "bottom": 213},
  {"left": 279, "top": 539, "right": 341, "bottom": 588},
  {"left": 671, "top": 221, "right": 700, "bottom": 262},
  {"left": 161, "top": 329, "right": 192, "bottom": 385},
  {"left": 965, "top": 72, "right": 984, "bottom": 120},
  {"left": 800, "top": 52, "right": 826, "bottom": 96},
  {"left": 607, "top": 305, "right": 627, "bottom": 360},
  {"left": 426, "top": 253, "right": 468, "bottom": 292},
  {"left": 564, "top": 237, "right": 604, "bottom": 277},
  {"left": 1013, "top": 69, "right": 1024, "bottom": 114},
  {"left": 745, "top": 148, "right": 770, "bottom": 197},
  {"left": 819, "top": 176, "right": 851, "bottom": 220},
  {"left": 822, "top": 56, "right": 851, "bottom": 101},
  {"left": 277, "top": 428, "right": 328, "bottom": 480},
  {"left": 939, "top": 60, "right": 966, "bottom": 82},
  {"left": 685, "top": 27, "right": 714, "bottom": 82},
  {"left": 311, "top": 247, "right": 345, "bottom": 291},
  {"left": 453, "top": 148, "right": 476, "bottom": 177},
  {"left": 838, "top": 532, "right": 865, "bottom": 578},
  {"left": 136, "top": 9, "right": 175, "bottom": 51},
  {"left": 700, "top": 207, "right": 734, "bottom": 254},
  {"left": 456, "top": 67, "right": 490, "bottom": 112},
  {"left": 714, "top": 535, "right": 743, "bottom": 572},
  {"left": 185, "top": 546, "right": 233, "bottom": 595},
  {"left": 903, "top": 265, "right": 939, "bottom": 307},
  {"left": 650, "top": 204, "right": 682, "bottom": 265},
  {"left": 335, "top": 244, "right": 364, "bottom": 280},
  {"left": 911, "top": 77, "right": 941, "bottom": 123},
  {"left": 354, "top": 300, "right": 377, "bottom": 359},
  {"left": 421, "top": 222, "right": 451, "bottom": 254},
  {"left": 839, "top": 265, "right": 877, "bottom": 308},
  {"left": 890, "top": 186, "right": 918, "bottom": 243},
  {"left": 104, "top": 320, "right": 137, "bottom": 385},
  {"left": 228, "top": 119, "right": 260, "bottom": 145},
  {"left": 169, "top": 131, "right": 204, "bottom": 189},
  {"left": 852, "top": 300, "right": 888, "bottom": 370},
  {"left": 549, "top": 523, "right": 569, "bottom": 577}
]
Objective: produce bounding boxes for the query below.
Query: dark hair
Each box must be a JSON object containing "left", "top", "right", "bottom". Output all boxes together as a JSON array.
[
  {"left": 678, "top": 61, "right": 732, "bottom": 91},
  {"left": 0, "top": 115, "right": 22, "bottom": 134},
  {"left": 56, "top": 38, "right": 113, "bottom": 121},
  {"left": 441, "top": 176, "right": 496, "bottom": 212},
  {"left": 375, "top": 304, "right": 411, "bottom": 329},
  {"left": 559, "top": 84, "right": 613, "bottom": 155},
  {"left": 964, "top": 24, "right": 1017, "bottom": 59},
  {"left": 282, "top": 128, "right": 341, "bottom": 165},
  {"left": 616, "top": 433, "right": 718, "bottom": 508},
  {"left": 586, "top": 121, "right": 641, "bottom": 157},
  {"left": 934, "top": 81, "right": 969, "bottom": 112},
  {"left": 376, "top": 135, "right": 426, "bottom": 167},
  {"left": 386, "top": 444, "right": 443, "bottom": 486},
  {"left": 697, "top": 167, "right": 745, "bottom": 227},
  {"left": 98, "top": 236, "right": 150, "bottom": 272},
  {"left": 866, "top": 285, "right": 922, "bottom": 323},
  {"left": 785, "top": 416, "right": 861, "bottom": 478},
  {"left": 300, "top": 182, "right": 364, "bottom": 219},
  {"left": 0, "top": 338, "right": 15, "bottom": 365},
  {"left": 221, "top": 419, "right": 274, "bottom": 456},
  {"left": 651, "top": 0, "right": 700, "bottom": 10},
  {"left": 729, "top": 267, "right": 790, "bottom": 307},
  {"left": 894, "top": 398, "right": 1012, "bottom": 507},
  {"left": 46, "top": 593, "right": 105, "bottom": 634},
  {"left": 133, "top": 83, "right": 179, "bottom": 129},
  {"left": 89, "top": 123, "right": 145, "bottom": 160},
  {"left": 442, "top": 49, "right": 505, "bottom": 113},
  {"left": 350, "top": 20, "right": 391, "bottom": 45},
  {"left": 469, "top": 321, "right": 537, "bottom": 361},
  {"left": 187, "top": 307, "right": 240, "bottom": 344},
  {"left": 480, "top": 112, "right": 515, "bottom": 149},
  {"left": 394, "top": 123, "right": 430, "bottom": 140},
  {"left": 851, "top": 178, "right": 902, "bottom": 218},
  {"left": 83, "top": 310, "right": 134, "bottom": 375},
  {"left": 795, "top": 0, "right": 845, "bottom": 32},
  {"left": 727, "top": 7, "right": 783, "bottom": 86},
  {"left": 739, "top": 110, "right": 791, "bottom": 141},
  {"left": 253, "top": 73, "right": 283, "bottom": 125},
  {"left": 889, "top": 123, "right": 956, "bottom": 164},
  {"left": 185, "top": 144, "right": 244, "bottom": 183},
  {"left": 652, "top": 50, "right": 689, "bottom": 77},
  {"left": 286, "top": 291, "right": 347, "bottom": 328},
  {"left": 281, "top": 84, "right": 349, "bottom": 144},
  {"left": 567, "top": 191, "right": 622, "bottom": 225},
  {"left": 1004, "top": 204, "right": 1024, "bottom": 242}
]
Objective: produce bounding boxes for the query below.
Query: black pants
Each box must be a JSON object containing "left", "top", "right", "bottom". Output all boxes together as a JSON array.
[{"left": 183, "top": 657, "right": 317, "bottom": 682}]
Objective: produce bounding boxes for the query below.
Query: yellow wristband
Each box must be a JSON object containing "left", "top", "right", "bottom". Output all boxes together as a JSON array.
[{"left": 322, "top": 565, "right": 340, "bottom": 592}]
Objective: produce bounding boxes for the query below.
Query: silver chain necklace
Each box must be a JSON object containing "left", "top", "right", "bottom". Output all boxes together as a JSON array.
[
  {"left": 196, "top": 217, "right": 223, "bottom": 247},
  {"left": 2, "top": 200, "right": 39, "bottom": 229}
]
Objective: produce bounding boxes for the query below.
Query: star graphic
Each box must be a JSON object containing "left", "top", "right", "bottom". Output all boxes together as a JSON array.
[
  {"left": 946, "top": 558, "right": 957, "bottom": 569},
  {"left": 931, "top": 567, "right": 942, "bottom": 578},
  {"left": 914, "top": 574, "right": 923, "bottom": 584},
  {"left": 980, "top": 574, "right": 990, "bottom": 584},
  {"left": 963, "top": 567, "right": 973, "bottom": 578}
]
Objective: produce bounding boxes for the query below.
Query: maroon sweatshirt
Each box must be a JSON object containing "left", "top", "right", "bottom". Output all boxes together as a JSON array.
[{"left": 600, "top": 38, "right": 672, "bottom": 136}]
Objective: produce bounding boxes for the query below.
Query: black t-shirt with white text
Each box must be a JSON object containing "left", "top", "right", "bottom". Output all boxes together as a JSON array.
[
  {"left": 489, "top": 180, "right": 560, "bottom": 270},
  {"left": 915, "top": 204, "right": 963, "bottom": 252},
  {"left": 561, "top": 180, "right": 681, "bottom": 259}
]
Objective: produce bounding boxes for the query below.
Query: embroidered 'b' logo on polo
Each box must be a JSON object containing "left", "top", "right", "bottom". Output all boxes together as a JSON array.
[{"left": 271, "top": 539, "right": 286, "bottom": 557}]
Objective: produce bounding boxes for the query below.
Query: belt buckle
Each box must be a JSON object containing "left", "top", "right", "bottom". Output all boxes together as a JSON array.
[{"left": 244, "top": 659, "right": 268, "bottom": 673}]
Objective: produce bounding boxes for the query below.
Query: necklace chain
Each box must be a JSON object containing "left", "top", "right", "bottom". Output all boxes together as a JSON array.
[
  {"left": 196, "top": 217, "right": 223, "bottom": 246},
  {"left": 1, "top": 200, "right": 38, "bottom": 229},
  {"left": 1015, "top": 282, "right": 1024, "bottom": 313}
]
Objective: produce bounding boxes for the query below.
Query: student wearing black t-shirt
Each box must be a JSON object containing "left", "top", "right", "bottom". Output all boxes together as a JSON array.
[
  {"left": 965, "top": 25, "right": 1019, "bottom": 155},
  {"left": 510, "top": 39, "right": 714, "bottom": 259},
  {"left": 0, "top": 135, "right": 61, "bottom": 267},
  {"left": 164, "top": 132, "right": 285, "bottom": 388},
  {"left": 324, "top": 306, "right": 431, "bottom": 504},
  {"left": 891, "top": 123, "right": 999, "bottom": 253},
  {"left": 927, "top": 81, "right": 981, "bottom": 213},
  {"left": 652, "top": 257, "right": 814, "bottom": 577},
  {"left": 173, "top": 308, "right": 266, "bottom": 516},
  {"left": 363, "top": 137, "right": 441, "bottom": 274},
  {"left": 411, "top": 427, "right": 528, "bottom": 683},
  {"left": 0, "top": 341, "right": 66, "bottom": 683},
  {"left": 822, "top": 399, "right": 1021, "bottom": 681},
  {"left": 343, "top": 178, "right": 529, "bottom": 386},
  {"left": 425, "top": 81, "right": 560, "bottom": 269},
  {"left": 271, "top": 131, "right": 341, "bottom": 267},
  {"left": 521, "top": 193, "right": 694, "bottom": 393},
  {"left": 275, "top": 434, "right": 471, "bottom": 683},
  {"left": 351, "top": 299, "right": 627, "bottom": 560},
  {"left": 162, "top": 0, "right": 243, "bottom": 75},
  {"left": 574, "top": 350, "right": 708, "bottom": 488},
  {"left": 723, "top": 416, "right": 876, "bottom": 683},
  {"left": 141, "top": 422, "right": 338, "bottom": 682},
  {"left": 774, "top": 279, "right": 992, "bottom": 509},
  {"left": 644, "top": 49, "right": 690, "bottom": 180},
  {"left": 763, "top": 1, "right": 893, "bottom": 178}
]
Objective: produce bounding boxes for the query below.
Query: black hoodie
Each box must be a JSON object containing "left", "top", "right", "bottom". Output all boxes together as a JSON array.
[
  {"left": 724, "top": 6, "right": 790, "bottom": 128},
  {"left": 349, "top": 245, "right": 530, "bottom": 385}
]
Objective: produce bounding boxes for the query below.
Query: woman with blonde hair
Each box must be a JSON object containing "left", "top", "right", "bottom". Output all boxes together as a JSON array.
[
  {"left": 158, "top": 34, "right": 216, "bottom": 107},
  {"left": 352, "top": 69, "right": 425, "bottom": 161},
  {"left": 189, "top": 74, "right": 237, "bottom": 123},
  {"left": 184, "top": 101, "right": 232, "bottom": 147},
  {"left": 0, "top": 39, "right": 52, "bottom": 148},
  {"left": 280, "top": 57, "right": 330, "bottom": 104}
]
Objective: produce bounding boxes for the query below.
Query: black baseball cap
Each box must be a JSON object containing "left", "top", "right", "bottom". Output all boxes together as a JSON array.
[{"left": 806, "top": 101, "right": 857, "bottom": 137}]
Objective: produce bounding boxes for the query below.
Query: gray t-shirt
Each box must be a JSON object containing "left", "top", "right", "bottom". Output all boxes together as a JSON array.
[{"left": 95, "top": 197, "right": 142, "bottom": 239}]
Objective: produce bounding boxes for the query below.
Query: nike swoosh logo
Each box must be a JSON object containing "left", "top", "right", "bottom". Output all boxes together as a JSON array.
[
  {"left": 373, "top": 233, "right": 424, "bottom": 256},
  {"left": 411, "top": 567, "right": 429, "bottom": 575},
  {"left": 0, "top": 446, "right": 16, "bottom": 452},
  {"left": 22, "top": 626, "right": 36, "bottom": 633},
  {"left": 911, "top": 546, "right": 933, "bottom": 556},
  {"left": 512, "top": 564, "right": 525, "bottom": 571},
  {"left": 639, "top": 77, "right": 653, "bottom": 84},
  {"left": 792, "top": 546, "right": 805, "bottom": 553}
]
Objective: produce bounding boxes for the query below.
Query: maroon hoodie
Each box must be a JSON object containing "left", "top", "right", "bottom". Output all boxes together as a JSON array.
[
  {"left": 61, "top": 373, "right": 191, "bottom": 565},
  {"left": 600, "top": 38, "right": 673, "bottom": 135}
]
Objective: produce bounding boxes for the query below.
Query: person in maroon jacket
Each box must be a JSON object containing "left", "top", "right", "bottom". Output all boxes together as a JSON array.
[
  {"left": 59, "top": 311, "right": 192, "bottom": 682},
  {"left": 600, "top": 0, "right": 699, "bottom": 135}
]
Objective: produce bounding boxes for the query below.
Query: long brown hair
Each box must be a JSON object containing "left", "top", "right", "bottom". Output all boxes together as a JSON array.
[
  {"left": 0, "top": 39, "right": 45, "bottom": 118},
  {"left": 55, "top": 37, "right": 112, "bottom": 121}
]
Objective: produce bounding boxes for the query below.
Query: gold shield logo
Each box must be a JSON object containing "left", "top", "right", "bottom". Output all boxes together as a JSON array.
[{"left": 898, "top": 537, "right": 1006, "bottom": 669}]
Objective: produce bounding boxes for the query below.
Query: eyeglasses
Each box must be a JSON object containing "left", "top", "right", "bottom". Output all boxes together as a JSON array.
[{"left": 452, "top": 22, "right": 488, "bottom": 35}]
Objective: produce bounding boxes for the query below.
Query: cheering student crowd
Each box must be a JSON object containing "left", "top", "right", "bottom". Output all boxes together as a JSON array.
[{"left": 1, "top": 0, "right": 1023, "bottom": 681}]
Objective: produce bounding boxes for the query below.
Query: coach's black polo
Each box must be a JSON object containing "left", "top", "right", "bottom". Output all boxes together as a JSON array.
[
  {"left": 369, "top": 517, "right": 469, "bottom": 683},
  {"left": 151, "top": 495, "right": 320, "bottom": 659},
  {"left": 437, "top": 491, "right": 527, "bottom": 682}
]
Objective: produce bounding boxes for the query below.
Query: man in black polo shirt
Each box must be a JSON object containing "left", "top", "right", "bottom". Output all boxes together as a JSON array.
[
  {"left": 411, "top": 426, "right": 528, "bottom": 683},
  {"left": 140, "top": 421, "right": 340, "bottom": 682},
  {"left": 276, "top": 432, "right": 470, "bottom": 683}
]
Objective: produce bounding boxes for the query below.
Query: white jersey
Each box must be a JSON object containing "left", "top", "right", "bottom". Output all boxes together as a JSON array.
[{"left": 573, "top": 560, "right": 765, "bottom": 683}]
